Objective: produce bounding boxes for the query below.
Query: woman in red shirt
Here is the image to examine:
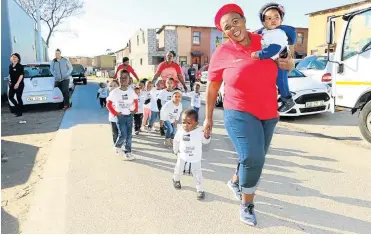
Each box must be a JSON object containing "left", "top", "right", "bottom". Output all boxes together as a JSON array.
[
  {"left": 152, "top": 51, "right": 188, "bottom": 92},
  {"left": 203, "top": 4, "right": 294, "bottom": 226},
  {"left": 114, "top": 57, "right": 139, "bottom": 81}
]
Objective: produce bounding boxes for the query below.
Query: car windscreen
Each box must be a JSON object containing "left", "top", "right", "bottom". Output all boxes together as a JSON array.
[
  {"left": 72, "top": 64, "right": 85, "bottom": 73},
  {"left": 296, "top": 56, "right": 328, "bottom": 70},
  {"left": 24, "top": 65, "right": 53, "bottom": 78},
  {"left": 288, "top": 69, "right": 305, "bottom": 78}
]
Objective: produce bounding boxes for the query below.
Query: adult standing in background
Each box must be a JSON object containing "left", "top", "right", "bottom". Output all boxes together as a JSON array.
[
  {"left": 114, "top": 57, "right": 139, "bottom": 81},
  {"left": 8, "top": 53, "right": 25, "bottom": 117},
  {"left": 152, "top": 51, "right": 188, "bottom": 92},
  {"left": 50, "top": 49, "right": 73, "bottom": 110},
  {"left": 188, "top": 64, "right": 197, "bottom": 91},
  {"left": 203, "top": 3, "right": 294, "bottom": 226}
]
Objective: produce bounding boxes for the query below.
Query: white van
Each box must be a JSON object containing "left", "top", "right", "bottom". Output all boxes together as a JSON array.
[
  {"left": 7, "top": 62, "right": 64, "bottom": 112},
  {"left": 326, "top": 4, "right": 371, "bottom": 143}
]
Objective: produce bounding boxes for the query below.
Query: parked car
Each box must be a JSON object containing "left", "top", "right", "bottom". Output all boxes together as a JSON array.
[
  {"left": 71, "top": 64, "right": 87, "bottom": 85},
  {"left": 295, "top": 59, "right": 303, "bottom": 67},
  {"left": 216, "top": 69, "right": 332, "bottom": 116},
  {"left": 197, "top": 64, "right": 209, "bottom": 84},
  {"left": 69, "top": 78, "right": 75, "bottom": 91},
  {"left": 296, "top": 54, "right": 333, "bottom": 86},
  {"left": 7, "top": 62, "right": 65, "bottom": 112}
]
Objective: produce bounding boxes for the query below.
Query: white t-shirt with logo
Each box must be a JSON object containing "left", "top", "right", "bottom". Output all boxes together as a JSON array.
[
  {"left": 150, "top": 89, "right": 162, "bottom": 112},
  {"left": 98, "top": 87, "right": 109, "bottom": 98},
  {"left": 158, "top": 89, "right": 174, "bottom": 106},
  {"left": 107, "top": 87, "right": 138, "bottom": 116},
  {"left": 143, "top": 90, "right": 151, "bottom": 109},
  {"left": 189, "top": 91, "right": 201, "bottom": 108},
  {"left": 160, "top": 101, "right": 183, "bottom": 123},
  {"left": 173, "top": 127, "right": 211, "bottom": 163}
]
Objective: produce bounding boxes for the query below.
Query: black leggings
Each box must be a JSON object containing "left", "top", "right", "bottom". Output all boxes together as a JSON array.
[
  {"left": 99, "top": 98, "right": 107, "bottom": 107},
  {"left": 8, "top": 83, "right": 24, "bottom": 115}
]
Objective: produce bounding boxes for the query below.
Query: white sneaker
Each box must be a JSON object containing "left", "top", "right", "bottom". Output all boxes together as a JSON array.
[
  {"left": 164, "top": 139, "right": 172, "bottom": 147},
  {"left": 147, "top": 127, "right": 152, "bottom": 132},
  {"left": 126, "top": 152, "right": 135, "bottom": 161}
]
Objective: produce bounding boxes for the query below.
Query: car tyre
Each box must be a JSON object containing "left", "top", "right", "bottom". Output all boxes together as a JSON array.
[
  {"left": 83, "top": 80, "right": 87, "bottom": 85},
  {"left": 57, "top": 102, "right": 64, "bottom": 110},
  {"left": 359, "top": 100, "right": 371, "bottom": 144},
  {"left": 215, "top": 92, "right": 223, "bottom": 107},
  {"left": 8, "top": 104, "right": 16, "bottom": 113}
]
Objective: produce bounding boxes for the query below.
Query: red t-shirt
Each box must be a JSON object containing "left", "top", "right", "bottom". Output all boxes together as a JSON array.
[
  {"left": 156, "top": 61, "right": 182, "bottom": 87},
  {"left": 114, "top": 64, "right": 139, "bottom": 80},
  {"left": 208, "top": 32, "right": 278, "bottom": 120}
]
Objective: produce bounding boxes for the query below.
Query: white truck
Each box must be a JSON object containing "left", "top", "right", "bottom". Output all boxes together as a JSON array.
[{"left": 326, "top": 4, "right": 371, "bottom": 143}]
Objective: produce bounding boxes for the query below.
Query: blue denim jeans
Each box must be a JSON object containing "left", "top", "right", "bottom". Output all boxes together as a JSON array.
[
  {"left": 224, "top": 108, "right": 279, "bottom": 194},
  {"left": 115, "top": 114, "right": 133, "bottom": 153},
  {"left": 164, "top": 120, "right": 176, "bottom": 139},
  {"left": 148, "top": 111, "right": 159, "bottom": 128},
  {"left": 277, "top": 67, "right": 290, "bottom": 98},
  {"left": 193, "top": 106, "right": 200, "bottom": 114}
]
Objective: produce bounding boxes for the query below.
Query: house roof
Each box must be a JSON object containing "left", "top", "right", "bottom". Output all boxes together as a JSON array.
[
  {"left": 305, "top": 0, "right": 369, "bottom": 16},
  {"left": 156, "top": 24, "right": 217, "bottom": 33}
]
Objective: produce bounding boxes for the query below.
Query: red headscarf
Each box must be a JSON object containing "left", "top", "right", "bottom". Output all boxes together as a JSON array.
[{"left": 214, "top": 4, "right": 245, "bottom": 32}]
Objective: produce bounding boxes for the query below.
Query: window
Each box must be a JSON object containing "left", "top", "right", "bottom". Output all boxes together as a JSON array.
[
  {"left": 297, "top": 33, "right": 304, "bottom": 44},
  {"left": 142, "top": 31, "right": 145, "bottom": 44},
  {"left": 342, "top": 10, "right": 371, "bottom": 60},
  {"left": 137, "top": 35, "right": 139, "bottom": 46},
  {"left": 179, "top": 56, "right": 187, "bottom": 66},
  {"left": 193, "top": 32, "right": 201, "bottom": 45},
  {"left": 140, "top": 58, "right": 143, "bottom": 65}
]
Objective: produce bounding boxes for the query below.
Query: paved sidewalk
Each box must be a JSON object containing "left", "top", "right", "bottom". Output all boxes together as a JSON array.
[{"left": 22, "top": 82, "right": 371, "bottom": 233}]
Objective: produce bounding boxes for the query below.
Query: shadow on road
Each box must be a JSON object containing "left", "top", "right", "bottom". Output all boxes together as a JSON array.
[{"left": 1, "top": 207, "right": 19, "bottom": 234}]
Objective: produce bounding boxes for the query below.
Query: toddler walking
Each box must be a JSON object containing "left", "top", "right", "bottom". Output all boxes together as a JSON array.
[
  {"left": 143, "top": 81, "right": 154, "bottom": 129},
  {"left": 251, "top": 3, "right": 296, "bottom": 113},
  {"left": 160, "top": 90, "right": 183, "bottom": 147},
  {"left": 97, "top": 82, "right": 109, "bottom": 108},
  {"left": 172, "top": 109, "right": 211, "bottom": 200},
  {"left": 134, "top": 87, "right": 145, "bottom": 135},
  {"left": 188, "top": 82, "right": 202, "bottom": 113}
]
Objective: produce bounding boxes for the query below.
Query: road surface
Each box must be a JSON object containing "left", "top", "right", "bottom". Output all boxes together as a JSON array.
[{"left": 22, "top": 81, "right": 371, "bottom": 233}]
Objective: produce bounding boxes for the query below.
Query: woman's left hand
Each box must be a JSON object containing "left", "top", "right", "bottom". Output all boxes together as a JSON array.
[
  {"left": 276, "top": 57, "right": 294, "bottom": 71},
  {"left": 14, "top": 83, "right": 19, "bottom": 89}
]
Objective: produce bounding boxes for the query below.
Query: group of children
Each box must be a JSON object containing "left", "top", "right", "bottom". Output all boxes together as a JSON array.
[{"left": 99, "top": 69, "right": 209, "bottom": 200}]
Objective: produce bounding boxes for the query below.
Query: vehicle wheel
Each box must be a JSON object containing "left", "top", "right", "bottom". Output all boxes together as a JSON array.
[
  {"left": 83, "top": 80, "right": 87, "bottom": 85},
  {"left": 359, "top": 100, "right": 371, "bottom": 143},
  {"left": 215, "top": 92, "right": 223, "bottom": 107},
  {"left": 8, "top": 104, "right": 16, "bottom": 113}
]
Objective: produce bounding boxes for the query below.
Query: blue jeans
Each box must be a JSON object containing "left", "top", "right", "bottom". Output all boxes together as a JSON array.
[
  {"left": 224, "top": 108, "right": 278, "bottom": 194},
  {"left": 277, "top": 67, "right": 290, "bottom": 98},
  {"left": 193, "top": 106, "right": 200, "bottom": 113},
  {"left": 164, "top": 121, "right": 176, "bottom": 139},
  {"left": 148, "top": 111, "right": 159, "bottom": 128},
  {"left": 115, "top": 114, "right": 133, "bottom": 153}
]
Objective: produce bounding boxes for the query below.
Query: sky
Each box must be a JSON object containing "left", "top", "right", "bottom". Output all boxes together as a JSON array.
[{"left": 46, "top": 0, "right": 363, "bottom": 57}]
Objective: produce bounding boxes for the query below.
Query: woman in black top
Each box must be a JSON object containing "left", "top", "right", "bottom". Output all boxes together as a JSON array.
[{"left": 8, "top": 53, "right": 25, "bottom": 117}]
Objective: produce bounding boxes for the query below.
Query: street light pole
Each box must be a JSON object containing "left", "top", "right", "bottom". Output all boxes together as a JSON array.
[{"left": 36, "top": 0, "right": 44, "bottom": 61}]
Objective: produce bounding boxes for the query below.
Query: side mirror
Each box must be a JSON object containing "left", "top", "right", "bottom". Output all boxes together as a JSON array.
[{"left": 326, "top": 20, "right": 335, "bottom": 45}]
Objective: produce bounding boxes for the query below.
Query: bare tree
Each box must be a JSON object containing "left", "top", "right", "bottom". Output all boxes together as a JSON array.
[{"left": 17, "top": 0, "right": 84, "bottom": 46}]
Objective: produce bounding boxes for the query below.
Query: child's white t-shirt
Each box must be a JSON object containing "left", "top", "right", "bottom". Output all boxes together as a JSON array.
[
  {"left": 173, "top": 127, "right": 211, "bottom": 163},
  {"left": 143, "top": 90, "right": 151, "bottom": 109},
  {"left": 158, "top": 89, "right": 174, "bottom": 105},
  {"left": 160, "top": 101, "right": 182, "bottom": 123},
  {"left": 98, "top": 87, "right": 109, "bottom": 98},
  {"left": 107, "top": 88, "right": 138, "bottom": 115},
  {"left": 137, "top": 91, "right": 145, "bottom": 114},
  {"left": 150, "top": 89, "right": 162, "bottom": 112},
  {"left": 189, "top": 91, "right": 201, "bottom": 108}
]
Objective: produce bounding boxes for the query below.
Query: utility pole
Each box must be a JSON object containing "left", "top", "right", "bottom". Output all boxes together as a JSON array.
[{"left": 36, "top": 0, "right": 44, "bottom": 61}]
